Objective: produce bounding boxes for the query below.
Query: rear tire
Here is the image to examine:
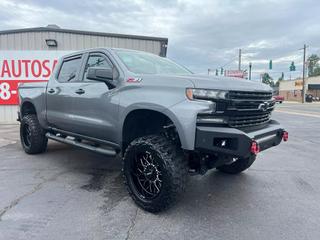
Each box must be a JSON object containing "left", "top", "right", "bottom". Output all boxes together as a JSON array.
[
  {"left": 216, "top": 155, "right": 256, "bottom": 174},
  {"left": 20, "top": 114, "right": 48, "bottom": 154},
  {"left": 123, "top": 135, "right": 187, "bottom": 213}
]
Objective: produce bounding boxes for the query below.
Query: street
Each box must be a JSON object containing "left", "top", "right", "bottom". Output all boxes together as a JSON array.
[{"left": 0, "top": 103, "right": 319, "bottom": 240}]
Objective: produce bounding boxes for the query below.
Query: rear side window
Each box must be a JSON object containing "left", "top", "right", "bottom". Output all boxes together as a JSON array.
[{"left": 57, "top": 57, "right": 82, "bottom": 83}]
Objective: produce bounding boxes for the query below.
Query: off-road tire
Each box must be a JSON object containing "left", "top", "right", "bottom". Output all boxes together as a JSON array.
[
  {"left": 20, "top": 114, "right": 48, "bottom": 154},
  {"left": 123, "top": 135, "right": 187, "bottom": 213},
  {"left": 216, "top": 155, "right": 256, "bottom": 174}
]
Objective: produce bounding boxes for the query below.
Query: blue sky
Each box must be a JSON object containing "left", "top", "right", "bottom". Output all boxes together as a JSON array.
[{"left": 1, "top": 0, "right": 319, "bottom": 81}]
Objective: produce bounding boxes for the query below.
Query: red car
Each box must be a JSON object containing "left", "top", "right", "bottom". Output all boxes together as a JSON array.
[{"left": 273, "top": 95, "right": 284, "bottom": 103}]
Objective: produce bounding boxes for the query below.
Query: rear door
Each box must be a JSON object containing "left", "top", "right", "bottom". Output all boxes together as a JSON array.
[
  {"left": 46, "top": 54, "right": 84, "bottom": 132},
  {"left": 70, "top": 52, "right": 120, "bottom": 142}
]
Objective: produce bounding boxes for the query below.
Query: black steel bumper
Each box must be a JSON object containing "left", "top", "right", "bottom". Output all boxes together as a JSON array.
[{"left": 195, "top": 120, "right": 285, "bottom": 158}]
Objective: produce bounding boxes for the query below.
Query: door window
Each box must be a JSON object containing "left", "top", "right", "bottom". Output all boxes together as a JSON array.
[
  {"left": 57, "top": 57, "right": 82, "bottom": 83},
  {"left": 84, "top": 54, "right": 113, "bottom": 81}
]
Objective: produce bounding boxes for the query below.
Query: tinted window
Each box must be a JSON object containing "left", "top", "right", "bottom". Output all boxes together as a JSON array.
[
  {"left": 84, "top": 54, "right": 112, "bottom": 81},
  {"left": 58, "top": 57, "right": 82, "bottom": 83}
]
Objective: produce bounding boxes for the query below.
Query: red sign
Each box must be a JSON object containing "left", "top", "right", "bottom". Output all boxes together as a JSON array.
[
  {"left": 225, "top": 70, "right": 247, "bottom": 78},
  {"left": 0, "top": 80, "right": 46, "bottom": 105},
  {"left": 0, "top": 51, "right": 69, "bottom": 105}
]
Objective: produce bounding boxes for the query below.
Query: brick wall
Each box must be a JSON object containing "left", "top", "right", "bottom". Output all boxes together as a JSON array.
[{"left": 279, "top": 90, "right": 302, "bottom": 101}]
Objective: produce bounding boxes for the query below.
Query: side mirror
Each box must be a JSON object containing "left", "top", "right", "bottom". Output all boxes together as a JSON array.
[{"left": 87, "top": 67, "right": 116, "bottom": 88}]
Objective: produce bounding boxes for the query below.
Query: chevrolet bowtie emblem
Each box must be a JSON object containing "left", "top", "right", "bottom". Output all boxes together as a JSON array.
[{"left": 258, "top": 102, "right": 269, "bottom": 111}]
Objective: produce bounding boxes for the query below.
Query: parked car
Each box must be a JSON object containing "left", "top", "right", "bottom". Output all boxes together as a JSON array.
[
  {"left": 273, "top": 95, "right": 284, "bottom": 103},
  {"left": 18, "top": 48, "right": 288, "bottom": 212}
]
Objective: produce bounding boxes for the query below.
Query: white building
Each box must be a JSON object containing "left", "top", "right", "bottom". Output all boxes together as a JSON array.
[{"left": 0, "top": 25, "right": 168, "bottom": 123}]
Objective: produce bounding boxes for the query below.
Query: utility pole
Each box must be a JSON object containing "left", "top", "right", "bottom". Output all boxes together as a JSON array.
[
  {"left": 249, "top": 62, "right": 252, "bottom": 80},
  {"left": 238, "top": 49, "right": 242, "bottom": 70},
  {"left": 301, "top": 44, "right": 307, "bottom": 103}
]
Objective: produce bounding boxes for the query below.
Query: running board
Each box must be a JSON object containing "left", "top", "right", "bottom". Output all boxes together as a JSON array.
[{"left": 45, "top": 133, "right": 117, "bottom": 156}]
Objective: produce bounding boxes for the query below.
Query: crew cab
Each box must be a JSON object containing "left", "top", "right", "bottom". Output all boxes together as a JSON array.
[{"left": 18, "top": 48, "right": 288, "bottom": 212}]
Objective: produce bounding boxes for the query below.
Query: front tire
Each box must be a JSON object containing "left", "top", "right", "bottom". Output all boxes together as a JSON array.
[
  {"left": 123, "top": 135, "right": 187, "bottom": 213},
  {"left": 216, "top": 155, "right": 256, "bottom": 174},
  {"left": 20, "top": 114, "right": 48, "bottom": 154}
]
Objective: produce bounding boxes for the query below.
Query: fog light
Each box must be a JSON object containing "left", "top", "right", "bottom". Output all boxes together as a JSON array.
[
  {"left": 250, "top": 141, "right": 260, "bottom": 154},
  {"left": 197, "top": 115, "right": 225, "bottom": 124},
  {"left": 282, "top": 131, "right": 288, "bottom": 142}
]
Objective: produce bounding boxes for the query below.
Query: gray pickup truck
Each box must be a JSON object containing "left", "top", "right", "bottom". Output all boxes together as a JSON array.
[{"left": 18, "top": 48, "right": 288, "bottom": 212}]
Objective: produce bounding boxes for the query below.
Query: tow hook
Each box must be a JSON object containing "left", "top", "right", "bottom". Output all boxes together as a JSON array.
[
  {"left": 282, "top": 131, "right": 289, "bottom": 142},
  {"left": 250, "top": 140, "right": 260, "bottom": 155}
]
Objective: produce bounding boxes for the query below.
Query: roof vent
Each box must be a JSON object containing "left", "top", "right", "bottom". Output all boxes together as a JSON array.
[{"left": 46, "top": 24, "right": 60, "bottom": 29}]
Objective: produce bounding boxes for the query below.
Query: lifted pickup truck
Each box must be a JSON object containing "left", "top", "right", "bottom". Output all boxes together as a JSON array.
[{"left": 18, "top": 48, "right": 288, "bottom": 212}]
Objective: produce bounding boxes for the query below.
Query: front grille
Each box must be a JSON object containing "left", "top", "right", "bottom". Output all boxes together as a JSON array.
[
  {"left": 228, "top": 91, "right": 272, "bottom": 101},
  {"left": 226, "top": 90, "right": 274, "bottom": 128},
  {"left": 229, "top": 112, "right": 271, "bottom": 128},
  {"left": 228, "top": 100, "right": 275, "bottom": 111},
  {"left": 196, "top": 90, "right": 275, "bottom": 129}
]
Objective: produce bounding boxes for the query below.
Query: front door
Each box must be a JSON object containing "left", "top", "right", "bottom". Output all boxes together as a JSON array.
[{"left": 70, "top": 52, "right": 120, "bottom": 142}]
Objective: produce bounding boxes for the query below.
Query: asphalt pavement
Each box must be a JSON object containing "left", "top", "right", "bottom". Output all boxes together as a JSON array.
[{"left": 0, "top": 102, "right": 320, "bottom": 240}]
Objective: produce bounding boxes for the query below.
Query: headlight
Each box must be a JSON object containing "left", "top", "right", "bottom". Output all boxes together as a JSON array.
[{"left": 186, "top": 88, "right": 227, "bottom": 100}]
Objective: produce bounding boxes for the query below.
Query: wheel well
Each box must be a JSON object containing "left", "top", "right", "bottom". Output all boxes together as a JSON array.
[
  {"left": 21, "top": 102, "right": 37, "bottom": 117},
  {"left": 122, "top": 109, "right": 180, "bottom": 151}
]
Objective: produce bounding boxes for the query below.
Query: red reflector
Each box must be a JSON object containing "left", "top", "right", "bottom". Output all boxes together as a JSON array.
[
  {"left": 250, "top": 141, "right": 260, "bottom": 154},
  {"left": 282, "top": 131, "right": 288, "bottom": 142}
]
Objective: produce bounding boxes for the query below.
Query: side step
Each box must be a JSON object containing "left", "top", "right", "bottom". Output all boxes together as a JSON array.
[{"left": 46, "top": 133, "right": 117, "bottom": 156}]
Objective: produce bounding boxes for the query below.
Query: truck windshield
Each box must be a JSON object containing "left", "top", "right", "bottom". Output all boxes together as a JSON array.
[{"left": 115, "top": 49, "right": 192, "bottom": 75}]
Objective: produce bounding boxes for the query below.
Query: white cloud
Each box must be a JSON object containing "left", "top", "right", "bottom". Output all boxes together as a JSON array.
[{"left": 0, "top": 0, "right": 319, "bottom": 80}]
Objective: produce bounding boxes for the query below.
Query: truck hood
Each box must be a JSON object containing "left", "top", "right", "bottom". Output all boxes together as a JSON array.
[
  {"left": 185, "top": 74, "right": 272, "bottom": 92},
  {"left": 138, "top": 74, "right": 271, "bottom": 92}
]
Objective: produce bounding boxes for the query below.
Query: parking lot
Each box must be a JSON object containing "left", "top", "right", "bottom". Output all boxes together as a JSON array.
[{"left": 0, "top": 102, "right": 320, "bottom": 240}]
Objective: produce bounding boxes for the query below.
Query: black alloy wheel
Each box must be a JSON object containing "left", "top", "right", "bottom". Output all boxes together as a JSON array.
[
  {"left": 123, "top": 135, "right": 187, "bottom": 212},
  {"left": 20, "top": 114, "right": 48, "bottom": 154},
  {"left": 22, "top": 122, "right": 32, "bottom": 147},
  {"left": 131, "top": 150, "right": 163, "bottom": 200}
]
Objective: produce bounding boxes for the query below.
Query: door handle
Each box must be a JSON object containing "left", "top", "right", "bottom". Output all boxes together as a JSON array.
[
  {"left": 48, "top": 88, "right": 55, "bottom": 94},
  {"left": 75, "top": 89, "right": 85, "bottom": 95}
]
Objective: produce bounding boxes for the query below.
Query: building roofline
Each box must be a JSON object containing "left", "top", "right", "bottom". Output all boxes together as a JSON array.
[{"left": 0, "top": 27, "right": 168, "bottom": 43}]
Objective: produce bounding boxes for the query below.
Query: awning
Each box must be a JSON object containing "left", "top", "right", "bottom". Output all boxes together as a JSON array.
[{"left": 308, "top": 84, "right": 320, "bottom": 90}]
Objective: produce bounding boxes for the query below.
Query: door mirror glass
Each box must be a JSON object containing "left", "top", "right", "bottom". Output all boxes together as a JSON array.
[{"left": 87, "top": 67, "right": 113, "bottom": 81}]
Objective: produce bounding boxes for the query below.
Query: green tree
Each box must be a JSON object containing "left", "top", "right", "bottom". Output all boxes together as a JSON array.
[
  {"left": 308, "top": 54, "right": 320, "bottom": 77},
  {"left": 261, "top": 73, "right": 274, "bottom": 87}
]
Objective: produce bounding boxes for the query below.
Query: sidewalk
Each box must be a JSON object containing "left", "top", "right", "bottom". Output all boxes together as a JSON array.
[{"left": 282, "top": 101, "right": 320, "bottom": 104}]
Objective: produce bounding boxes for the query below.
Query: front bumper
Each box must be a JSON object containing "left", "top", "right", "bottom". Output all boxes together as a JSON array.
[{"left": 195, "top": 120, "right": 285, "bottom": 158}]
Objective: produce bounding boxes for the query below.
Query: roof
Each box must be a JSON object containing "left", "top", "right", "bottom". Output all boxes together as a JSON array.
[
  {"left": 61, "top": 47, "right": 164, "bottom": 60},
  {"left": 0, "top": 26, "right": 168, "bottom": 42}
]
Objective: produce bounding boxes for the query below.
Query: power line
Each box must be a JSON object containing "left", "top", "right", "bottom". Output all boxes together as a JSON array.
[{"left": 208, "top": 57, "right": 238, "bottom": 75}]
